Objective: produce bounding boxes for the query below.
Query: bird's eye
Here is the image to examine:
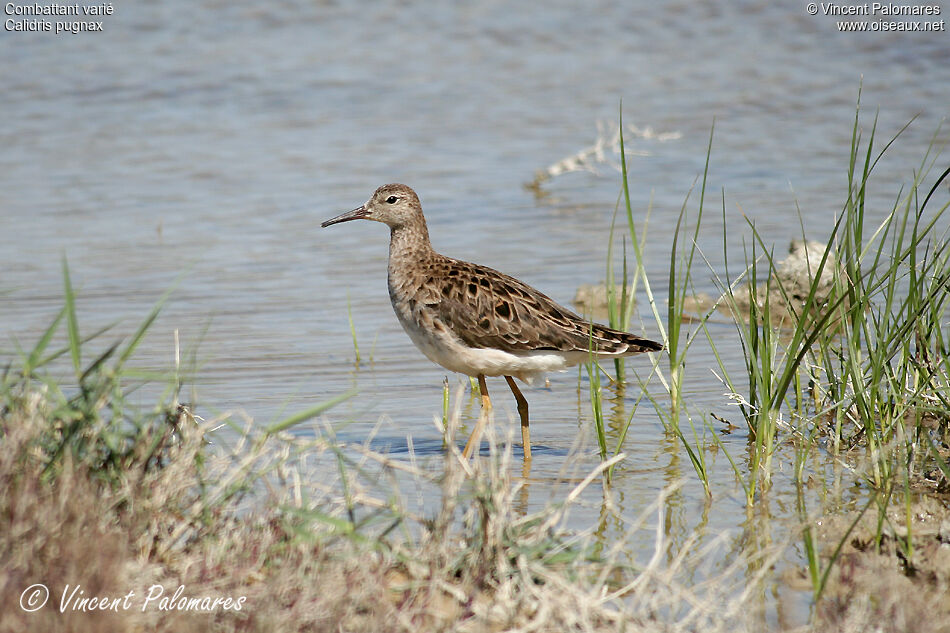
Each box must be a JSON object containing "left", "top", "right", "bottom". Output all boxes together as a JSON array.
[{"left": 386, "top": 196, "right": 398, "bottom": 204}]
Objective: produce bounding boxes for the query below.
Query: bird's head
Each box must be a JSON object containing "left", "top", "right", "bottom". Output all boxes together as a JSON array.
[{"left": 322, "top": 183, "right": 422, "bottom": 230}]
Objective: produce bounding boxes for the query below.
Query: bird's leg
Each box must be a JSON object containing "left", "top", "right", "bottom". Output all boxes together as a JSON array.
[
  {"left": 462, "top": 374, "right": 491, "bottom": 459},
  {"left": 504, "top": 376, "right": 531, "bottom": 460}
]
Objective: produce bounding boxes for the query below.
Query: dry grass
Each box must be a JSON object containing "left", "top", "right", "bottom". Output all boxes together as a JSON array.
[
  {"left": 1, "top": 380, "right": 789, "bottom": 633},
  {"left": 2, "top": 321, "right": 947, "bottom": 633}
]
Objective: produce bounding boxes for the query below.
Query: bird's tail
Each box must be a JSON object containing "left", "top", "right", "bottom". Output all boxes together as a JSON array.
[{"left": 589, "top": 323, "right": 664, "bottom": 356}]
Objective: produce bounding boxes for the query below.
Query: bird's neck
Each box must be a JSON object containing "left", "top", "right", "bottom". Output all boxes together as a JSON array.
[{"left": 388, "top": 220, "right": 434, "bottom": 268}]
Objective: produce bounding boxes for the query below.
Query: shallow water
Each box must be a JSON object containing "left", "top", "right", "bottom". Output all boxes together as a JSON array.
[{"left": 2, "top": 1, "right": 949, "bottom": 626}]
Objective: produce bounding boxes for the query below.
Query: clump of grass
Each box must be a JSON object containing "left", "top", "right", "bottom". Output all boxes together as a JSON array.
[
  {"left": 1, "top": 258, "right": 182, "bottom": 484},
  {"left": 602, "top": 109, "right": 717, "bottom": 494},
  {"left": 601, "top": 93, "right": 949, "bottom": 614},
  {"left": 704, "top": 97, "right": 950, "bottom": 506},
  {"left": 651, "top": 92, "right": 950, "bottom": 604}
]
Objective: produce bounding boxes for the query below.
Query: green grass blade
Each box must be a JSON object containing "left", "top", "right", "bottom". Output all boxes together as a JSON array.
[
  {"left": 61, "top": 257, "right": 82, "bottom": 378},
  {"left": 26, "top": 307, "right": 66, "bottom": 374},
  {"left": 79, "top": 340, "right": 121, "bottom": 383},
  {"left": 117, "top": 285, "right": 176, "bottom": 369},
  {"left": 264, "top": 388, "right": 358, "bottom": 436}
]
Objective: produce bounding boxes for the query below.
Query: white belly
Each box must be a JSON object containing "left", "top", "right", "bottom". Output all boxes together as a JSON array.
[{"left": 394, "top": 307, "right": 582, "bottom": 384}]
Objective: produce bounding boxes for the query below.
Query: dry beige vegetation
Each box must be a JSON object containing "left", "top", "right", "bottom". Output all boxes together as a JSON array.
[
  {"left": 0, "top": 390, "right": 760, "bottom": 633},
  {"left": 3, "top": 382, "right": 949, "bottom": 633}
]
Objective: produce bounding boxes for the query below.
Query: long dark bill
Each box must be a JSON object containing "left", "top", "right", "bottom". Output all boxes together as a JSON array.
[{"left": 321, "top": 205, "right": 369, "bottom": 228}]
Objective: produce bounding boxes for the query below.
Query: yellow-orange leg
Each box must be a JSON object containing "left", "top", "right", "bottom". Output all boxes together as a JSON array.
[
  {"left": 462, "top": 374, "right": 491, "bottom": 459},
  {"left": 504, "top": 375, "right": 531, "bottom": 460}
]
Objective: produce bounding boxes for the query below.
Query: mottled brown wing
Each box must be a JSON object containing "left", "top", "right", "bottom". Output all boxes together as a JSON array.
[{"left": 422, "top": 257, "right": 663, "bottom": 355}]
